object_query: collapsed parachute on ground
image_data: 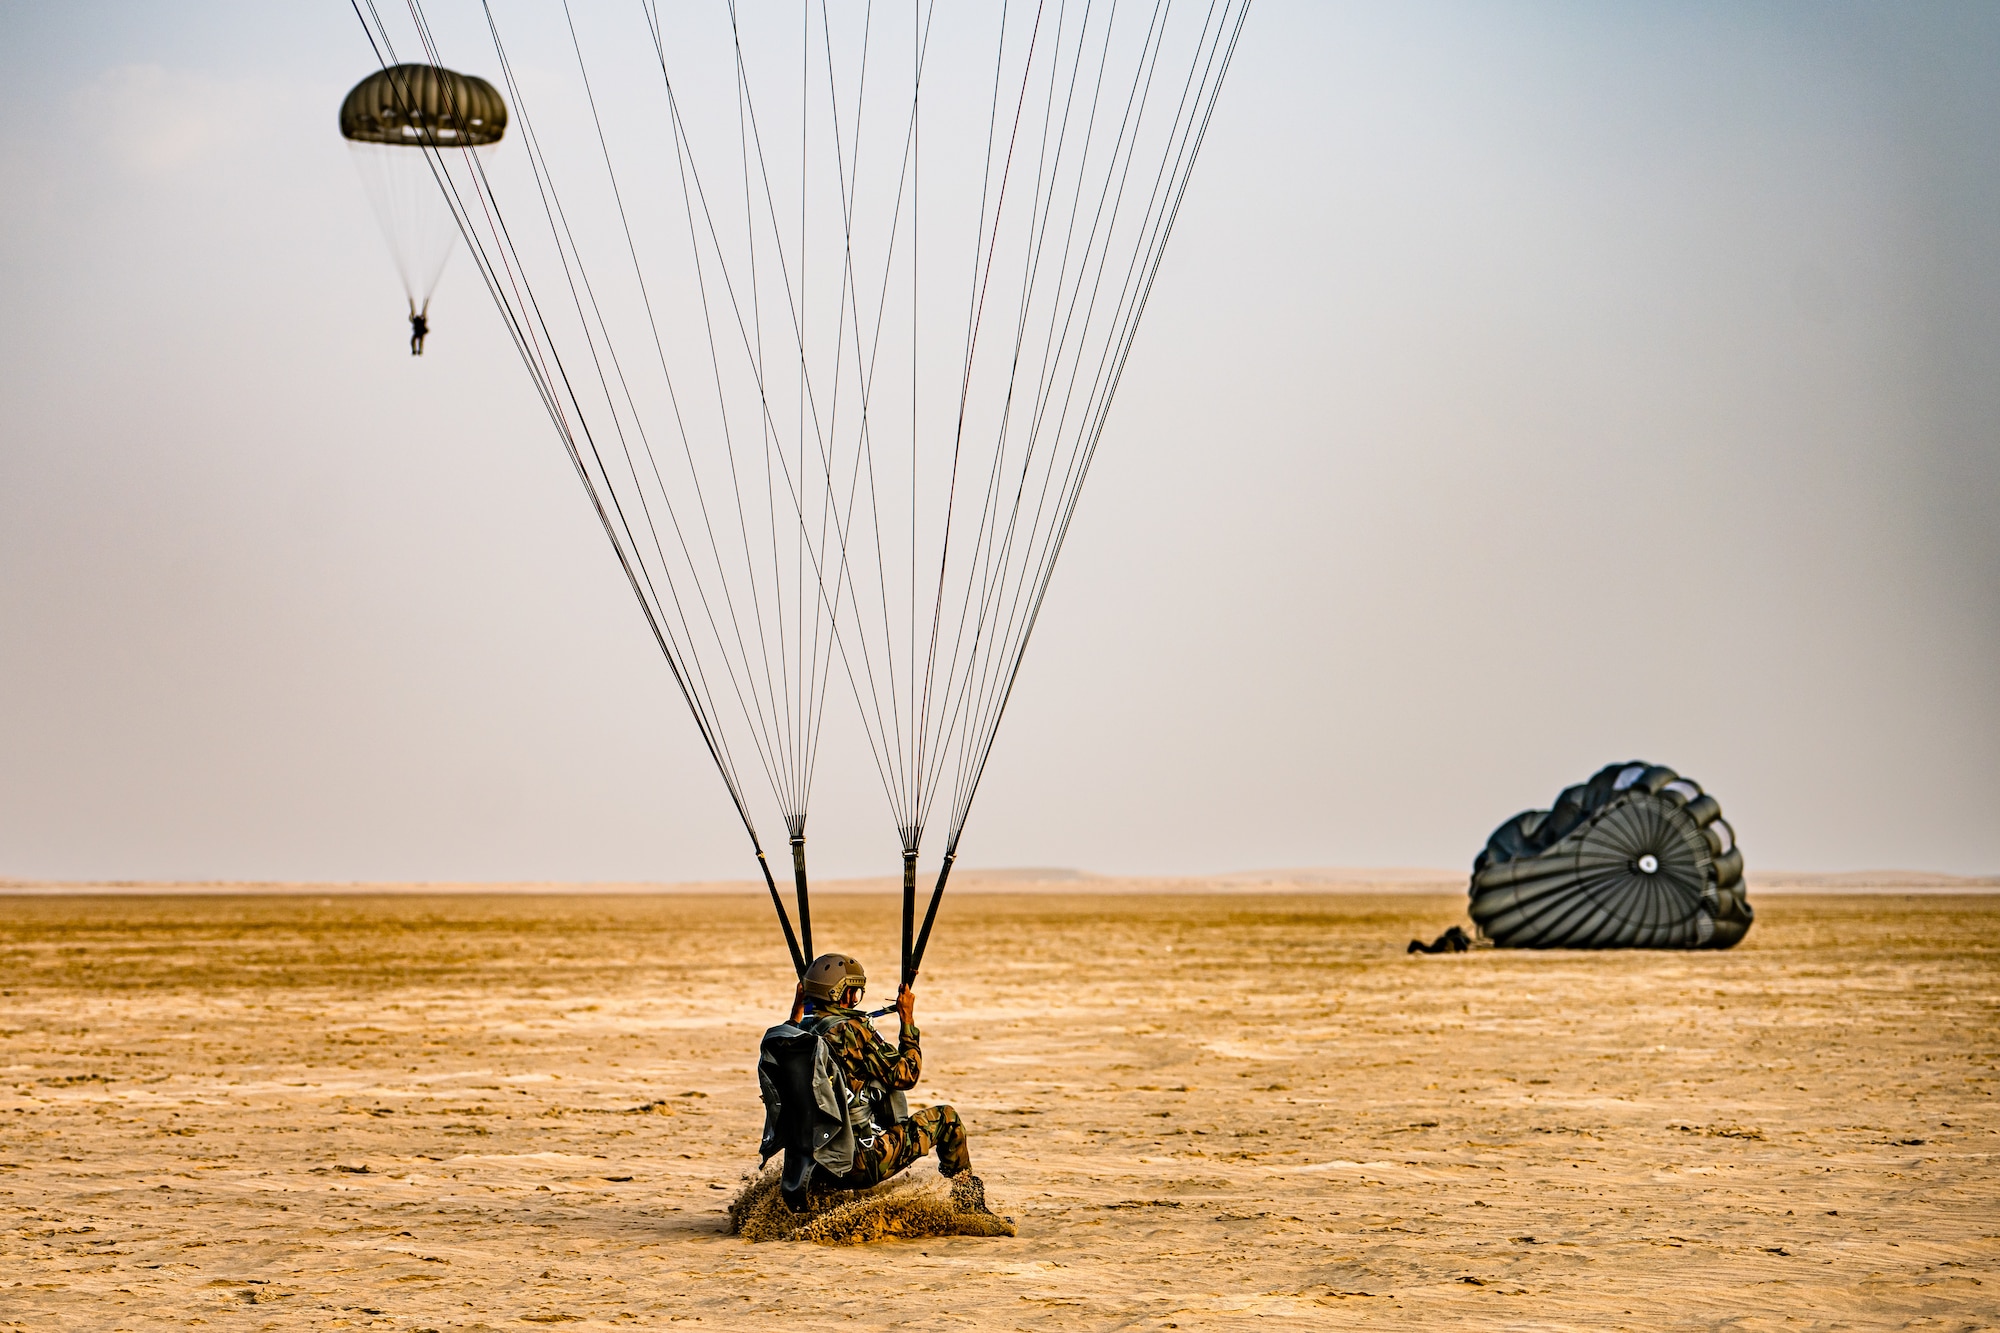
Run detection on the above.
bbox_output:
[1469,762,1752,949]
[339,63,507,311]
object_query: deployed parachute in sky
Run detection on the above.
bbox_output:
[348,2,1251,981]
[339,63,507,323]
[1469,762,1752,949]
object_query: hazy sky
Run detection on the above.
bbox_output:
[2,1,1995,883]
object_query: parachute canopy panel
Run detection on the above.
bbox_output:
[1469,762,1752,950]
[339,64,506,148]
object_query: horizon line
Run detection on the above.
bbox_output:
[3,866,1996,897]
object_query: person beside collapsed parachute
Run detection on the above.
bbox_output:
[758,953,994,1216]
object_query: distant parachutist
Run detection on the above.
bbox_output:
[341,64,506,356]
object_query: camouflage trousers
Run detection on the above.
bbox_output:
[839,1104,971,1187]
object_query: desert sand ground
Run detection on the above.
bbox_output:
[1,887,1995,1331]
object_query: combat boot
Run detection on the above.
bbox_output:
[949,1171,997,1217]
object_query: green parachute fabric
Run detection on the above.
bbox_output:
[338,64,506,309]
[338,64,507,147]
[1469,762,1752,950]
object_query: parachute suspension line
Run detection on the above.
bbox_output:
[591,0,937,950]
[710,0,1235,915]
[873,1,938,840]
[545,0,813,827]
[804,0,937,844]
[907,0,1015,830]
[669,0,926,877]
[644,9,833,826]
[783,13,812,820]
[855,1,919,840]
[908,0,923,850]
[503,49,842,968]
[957,0,1246,843]
[798,0,877,810]
[919,0,1124,830]
[894,0,1147,842]
[948,0,1161,820]
[722,0,912,837]
[646,0,906,966]
[351,0,1249,982]
[921,0,1167,844]
[948,0,1247,852]
[637,0,798,820]
[736,0,925,834]
[710,0,941,842]
[641,0,912,830]
[908,0,1043,854]
[940,0,1187,832]
[789,0,813,937]
[561,0,812,827]
[741,0,828,828]
[905,0,1251,983]
[478,0,806,824]
[481,2,832,942]
[982,0,1235,778]
[789,0,971,854]
[556,18,836,840]
[907,0,1121,968]
[722,0,798,830]
[569,0,885,841]
[467,28,774,827]
[353,1,797,957]
[362,0,756,822]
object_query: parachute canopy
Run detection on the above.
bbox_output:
[338,64,507,147]
[338,63,507,309]
[1469,762,1752,950]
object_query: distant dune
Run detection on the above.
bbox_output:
[2,867,1993,896]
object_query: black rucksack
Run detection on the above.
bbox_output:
[757,1021,840,1209]
[757,1013,907,1209]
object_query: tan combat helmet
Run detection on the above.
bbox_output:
[801,953,867,1003]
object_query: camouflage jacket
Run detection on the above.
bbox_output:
[810,1002,922,1093]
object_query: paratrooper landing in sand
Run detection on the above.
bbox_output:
[758,953,994,1217]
